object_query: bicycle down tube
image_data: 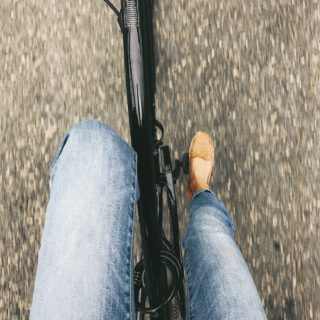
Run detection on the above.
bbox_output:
[104,0,186,318]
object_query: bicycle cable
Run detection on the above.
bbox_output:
[103,0,120,17]
[134,234,184,315]
[134,251,182,315]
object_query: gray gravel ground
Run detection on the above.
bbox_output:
[1,0,319,319]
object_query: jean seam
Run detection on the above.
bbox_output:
[129,152,138,320]
[184,249,194,320]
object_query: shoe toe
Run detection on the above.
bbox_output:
[186,132,214,200]
[189,132,214,163]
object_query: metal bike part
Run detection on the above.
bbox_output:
[160,145,186,318]
[105,0,186,317]
[120,0,170,317]
[134,248,183,315]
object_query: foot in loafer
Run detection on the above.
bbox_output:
[186,132,214,200]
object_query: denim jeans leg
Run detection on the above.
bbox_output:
[183,190,267,320]
[30,120,139,320]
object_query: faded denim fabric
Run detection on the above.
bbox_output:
[30,120,267,320]
[183,189,267,320]
[30,120,139,320]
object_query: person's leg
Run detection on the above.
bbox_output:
[30,120,139,320]
[183,189,267,320]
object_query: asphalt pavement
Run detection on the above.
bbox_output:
[0,0,319,319]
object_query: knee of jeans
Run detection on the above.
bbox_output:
[72,120,115,140]
[71,119,133,153]
[50,120,136,182]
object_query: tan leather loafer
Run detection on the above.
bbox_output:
[186,132,214,200]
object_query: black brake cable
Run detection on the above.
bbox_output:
[104,0,120,17]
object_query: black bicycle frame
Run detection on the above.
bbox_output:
[122,0,164,305]
[106,0,186,318]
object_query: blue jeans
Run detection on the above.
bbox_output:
[30,120,267,320]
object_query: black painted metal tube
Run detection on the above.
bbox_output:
[121,0,165,311]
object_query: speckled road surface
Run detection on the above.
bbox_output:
[1,0,319,319]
